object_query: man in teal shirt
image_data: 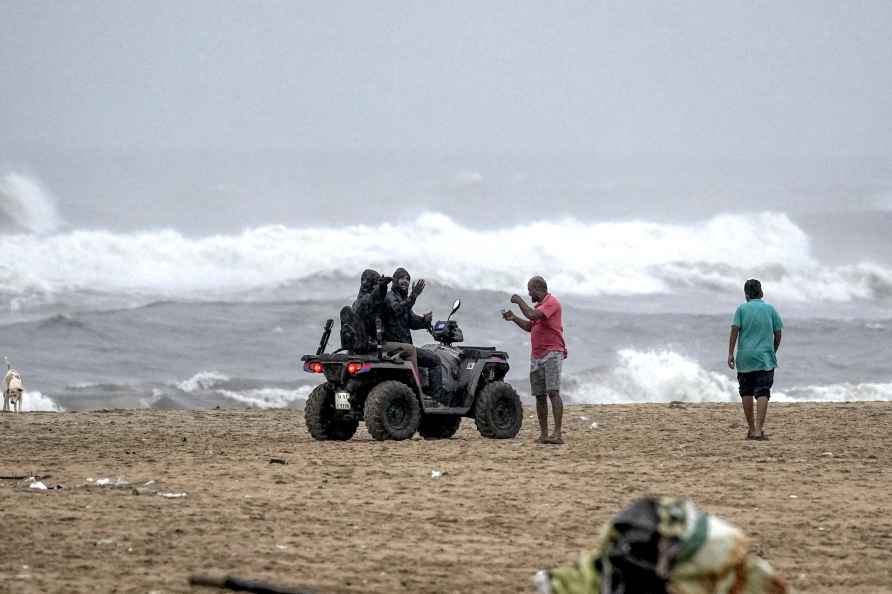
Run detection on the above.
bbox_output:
[728,279,783,440]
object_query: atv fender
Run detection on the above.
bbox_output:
[466,359,510,407]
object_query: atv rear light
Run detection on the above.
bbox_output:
[305,361,324,373]
[345,361,364,375]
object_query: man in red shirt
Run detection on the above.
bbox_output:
[502,276,568,444]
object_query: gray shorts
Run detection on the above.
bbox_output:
[530,351,563,396]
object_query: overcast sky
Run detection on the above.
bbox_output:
[2,1,891,159]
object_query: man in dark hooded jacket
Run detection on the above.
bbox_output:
[382,267,431,344]
[352,269,391,347]
[381,268,446,401]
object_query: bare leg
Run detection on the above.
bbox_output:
[741,396,756,437]
[535,395,548,442]
[755,396,769,437]
[547,391,563,443]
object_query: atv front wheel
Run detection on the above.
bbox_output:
[364,380,421,441]
[474,381,522,439]
[305,383,359,441]
[418,415,461,439]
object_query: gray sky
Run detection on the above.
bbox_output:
[3,1,891,159]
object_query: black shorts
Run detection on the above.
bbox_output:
[737,370,774,399]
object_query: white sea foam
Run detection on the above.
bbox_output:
[176,371,229,393]
[565,349,892,404]
[0,173,63,234]
[1,212,891,303]
[567,349,738,404]
[19,390,64,412]
[778,382,892,402]
[215,386,313,408]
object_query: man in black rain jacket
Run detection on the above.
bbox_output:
[352,269,391,346]
[337,269,391,353]
[381,268,446,401]
[382,267,431,344]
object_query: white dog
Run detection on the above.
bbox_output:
[3,368,24,413]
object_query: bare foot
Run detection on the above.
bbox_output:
[535,435,548,444]
[545,435,564,445]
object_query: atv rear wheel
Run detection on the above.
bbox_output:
[364,380,421,441]
[305,383,359,441]
[474,381,522,439]
[418,415,461,439]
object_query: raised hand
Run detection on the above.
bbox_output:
[378,276,393,286]
[510,294,523,305]
[501,310,515,322]
[411,279,426,299]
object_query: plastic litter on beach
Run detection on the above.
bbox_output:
[590,422,599,429]
[821,452,834,457]
[431,469,447,479]
[20,476,62,491]
[159,491,188,498]
[95,477,130,487]
[578,416,590,421]
[269,457,287,465]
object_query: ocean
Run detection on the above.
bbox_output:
[2,156,892,412]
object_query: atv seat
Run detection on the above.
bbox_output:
[382,348,411,362]
[458,346,507,359]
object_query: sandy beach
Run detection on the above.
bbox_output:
[2,402,891,594]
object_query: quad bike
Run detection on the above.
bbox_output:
[301,300,523,441]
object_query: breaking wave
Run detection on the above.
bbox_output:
[176,371,230,393]
[2,212,891,309]
[565,349,738,404]
[19,390,64,412]
[565,349,892,404]
[215,386,313,408]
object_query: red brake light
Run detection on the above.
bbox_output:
[346,362,363,375]
[308,362,324,373]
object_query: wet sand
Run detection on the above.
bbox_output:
[2,402,891,594]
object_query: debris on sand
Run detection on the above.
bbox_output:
[19,476,63,491]
[94,477,130,488]
[431,469,448,479]
[190,574,313,594]
[535,496,789,594]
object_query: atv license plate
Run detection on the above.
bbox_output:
[335,392,351,410]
